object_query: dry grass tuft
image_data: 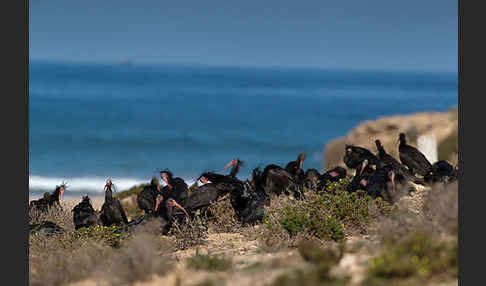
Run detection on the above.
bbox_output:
[28,201,78,232]
[187,253,233,272]
[30,230,174,286]
[363,182,458,285]
[422,182,458,235]
[170,216,208,250]
[204,199,242,233]
[101,233,174,285]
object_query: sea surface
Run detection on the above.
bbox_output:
[29,60,457,196]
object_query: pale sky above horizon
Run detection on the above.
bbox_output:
[30,0,458,72]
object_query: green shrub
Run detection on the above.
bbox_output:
[322,177,352,194]
[277,179,393,242]
[71,224,132,248]
[279,206,312,235]
[365,229,458,285]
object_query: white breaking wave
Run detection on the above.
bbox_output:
[29,175,197,193]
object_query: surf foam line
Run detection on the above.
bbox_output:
[29,175,190,193]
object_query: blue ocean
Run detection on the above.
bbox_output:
[29,60,457,196]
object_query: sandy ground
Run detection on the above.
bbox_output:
[68,231,373,286]
[30,189,457,286]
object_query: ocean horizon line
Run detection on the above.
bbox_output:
[29,58,458,76]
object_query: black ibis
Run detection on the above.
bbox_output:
[100,179,129,227]
[424,160,458,184]
[160,170,189,206]
[29,183,67,213]
[72,195,99,230]
[398,133,433,176]
[375,139,425,186]
[137,177,161,215]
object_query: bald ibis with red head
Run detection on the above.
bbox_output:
[100,179,129,227]
[29,183,67,214]
[153,195,190,234]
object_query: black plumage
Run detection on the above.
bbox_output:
[375,139,425,186]
[343,145,381,170]
[305,166,347,191]
[185,159,246,215]
[345,158,395,202]
[284,152,306,186]
[100,180,129,227]
[29,184,66,213]
[362,165,396,201]
[346,160,374,194]
[261,164,303,198]
[424,160,458,184]
[72,195,99,230]
[137,177,161,215]
[182,181,231,214]
[154,196,190,234]
[160,170,189,206]
[228,168,270,224]
[259,152,307,199]
[304,168,322,189]
[398,133,433,176]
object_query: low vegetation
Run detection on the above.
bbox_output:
[29,178,457,286]
[258,179,396,251]
[187,254,233,272]
[364,229,457,286]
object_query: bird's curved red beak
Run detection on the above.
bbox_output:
[359,160,368,177]
[222,159,236,174]
[168,199,190,218]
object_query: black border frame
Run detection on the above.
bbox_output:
[2,0,29,284]
[7,0,473,284]
[459,0,481,285]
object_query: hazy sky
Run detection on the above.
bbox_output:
[30,0,457,72]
